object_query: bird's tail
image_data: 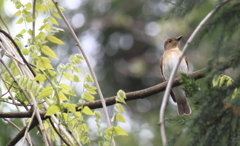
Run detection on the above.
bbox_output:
[172,87,191,116]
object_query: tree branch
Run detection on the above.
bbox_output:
[0,67,206,119]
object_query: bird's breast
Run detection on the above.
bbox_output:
[162,51,188,80]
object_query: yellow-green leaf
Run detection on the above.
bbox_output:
[87,89,97,94]
[115,103,125,112]
[33,74,46,83]
[45,105,60,116]
[82,106,94,115]
[82,92,95,102]
[26,17,35,23]
[14,10,21,16]
[36,57,53,70]
[38,86,53,99]
[47,35,64,44]
[59,84,76,96]
[62,103,77,113]
[85,73,93,83]
[63,73,71,80]
[36,3,46,11]
[22,48,29,55]
[16,18,23,24]
[44,24,51,32]
[23,10,31,15]
[41,45,59,59]
[58,92,69,101]
[116,96,126,104]
[49,17,58,25]
[117,90,126,99]
[24,2,32,10]
[35,32,46,41]
[116,113,126,123]
[53,13,61,19]
[73,74,80,82]
[114,126,128,136]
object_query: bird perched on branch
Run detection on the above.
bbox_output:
[160,35,191,116]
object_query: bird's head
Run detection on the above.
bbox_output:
[164,35,182,51]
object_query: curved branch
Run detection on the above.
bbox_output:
[159,1,230,145]
[0,29,36,76]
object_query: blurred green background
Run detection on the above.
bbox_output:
[1,0,239,145]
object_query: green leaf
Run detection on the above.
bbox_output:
[22,48,29,55]
[33,74,46,83]
[36,3,46,11]
[73,75,80,82]
[117,90,126,99]
[85,74,94,83]
[45,105,60,116]
[48,70,56,77]
[60,7,65,12]
[49,17,59,25]
[66,64,82,73]
[27,80,34,91]
[60,84,76,96]
[23,10,31,15]
[105,126,114,135]
[63,73,71,80]
[20,29,26,34]
[87,89,97,94]
[84,83,97,90]
[44,24,51,32]
[62,103,77,113]
[115,103,125,112]
[24,2,32,10]
[116,96,126,104]
[94,111,102,119]
[16,18,23,24]
[41,45,59,59]
[114,126,128,136]
[82,106,94,115]
[36,57,53,70]
[53,13,61,19]
[58,92,69,101]
[82,92,95,102]
[47,35,64,44]
[116,113,126,123]
[26,16,35,22]
[35,32,46,41]
[14,10,21,16]
[38,86,53,99]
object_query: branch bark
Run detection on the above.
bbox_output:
[0,67,206,119]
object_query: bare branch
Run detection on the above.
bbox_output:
[51,1,113,144]
[49,118,71,146]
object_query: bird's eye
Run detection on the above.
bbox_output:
[168,40,172,43]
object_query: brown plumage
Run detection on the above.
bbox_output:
[160,36,191,116]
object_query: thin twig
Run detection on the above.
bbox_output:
[20,107,37,146]
[32,0,36,43]
[0,29,36,76]
[165,0,186,9]
[49,118,71,146]
[7,118,40,146]
[51,1,113,144]
[159,1,230,145]
[0,15,11,34]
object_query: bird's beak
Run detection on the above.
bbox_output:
[176,35,183,41]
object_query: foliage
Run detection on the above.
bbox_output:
[1,0,240,145]
[0,0,128,145]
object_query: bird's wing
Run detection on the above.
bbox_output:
[184,57,189,72]
[160,56,176,102]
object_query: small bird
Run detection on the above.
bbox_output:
[160,35,191,116]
